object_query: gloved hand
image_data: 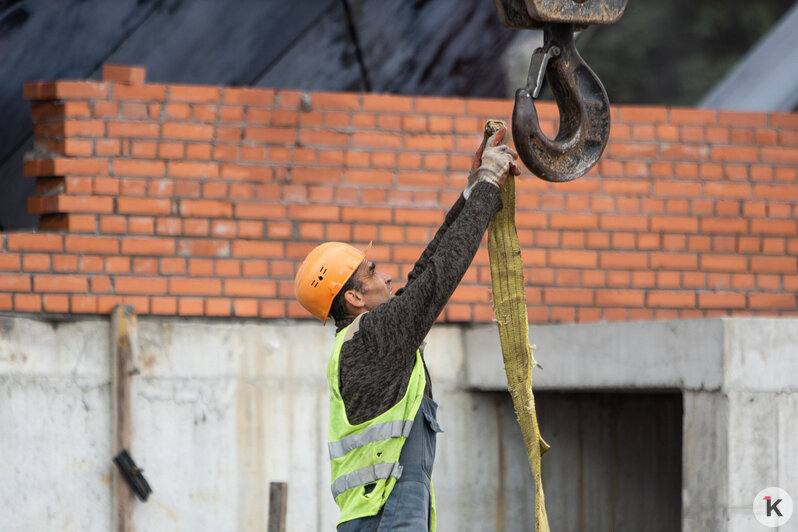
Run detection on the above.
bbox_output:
[463,125,521,199]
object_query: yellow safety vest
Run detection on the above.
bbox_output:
[326,317,433,526]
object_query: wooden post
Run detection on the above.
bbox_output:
[111,305,138,532]
[267,482,287,532]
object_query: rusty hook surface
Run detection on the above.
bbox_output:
[512,23,610,182]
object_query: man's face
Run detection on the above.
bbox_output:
[352,259,392,311]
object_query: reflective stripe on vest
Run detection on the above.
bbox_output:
[331,461,404,499]
[328,418,415,460]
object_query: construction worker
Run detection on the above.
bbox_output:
[295,126,520,531]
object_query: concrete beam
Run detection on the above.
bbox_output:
[463,318,725,391]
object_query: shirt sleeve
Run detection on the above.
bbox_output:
[395,193,466,296]
[337,181,503,424]
[358,181,503,361]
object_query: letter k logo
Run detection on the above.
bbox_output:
[755,488,792,527]
[765,496,783,517]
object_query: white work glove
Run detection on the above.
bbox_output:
[463,126,521,200]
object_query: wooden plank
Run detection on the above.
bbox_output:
[267,482,288,532]
[111,304,138,532]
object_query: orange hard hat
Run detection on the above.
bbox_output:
[294,242,370,323]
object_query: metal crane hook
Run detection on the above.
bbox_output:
[512,23,610,182]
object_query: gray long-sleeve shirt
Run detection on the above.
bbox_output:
[334,181,503,425]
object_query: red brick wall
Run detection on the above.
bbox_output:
[2,64,797,322]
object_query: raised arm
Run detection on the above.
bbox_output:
[361,126,520,356]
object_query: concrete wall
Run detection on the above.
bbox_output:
[0,314,534,531]
[2,314,797,531]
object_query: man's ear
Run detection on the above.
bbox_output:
[343,289,364,309]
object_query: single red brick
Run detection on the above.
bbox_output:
[15,293,42,312]
[750,256,797,273]
[90,276,112,293]
[185,143,212,160]
[179,199,232,218]
[69,294,97,314]
[168,278,220,296]
[650,216,699,233]
[341,207,392,224]
[649,252,698,270]
[345,169,394,186]
[647,290,696,307]
[403,134,453,152]
[33,273,86,293]
[220,164,272,181]
[208,219,235,238]
[298,129,351,148]
[121,237,175,256]
[149,297,176,315]
[236,220,263,239]
[761,147,798,165]
[113,159,165,177]
[156,257,183,275]
[107,121,160,138]
[168,84,220,103]
[162,122,213,141]
[414,97,465,115]
[128,217,155,234]
[99,215,126,234]
[394,209,443,226]
[618,105,668,123]
[549,213,599,231]
[6,233,63,252]
[204,298,231,316]
[224,87,274,105]
[548,249,598,268]
[231,241,284,258]
[116,197,172,216]
[0,274,31,291]
[362,94,412,112]
[700,254,748,272]
[22,254,50,272]
[224,279,276,297]
[115,276,167,295]
[0,252,21,271]
[701,218,748,234]
[176,297,204,316]
[37,195,111,215]
[177,239,230,257]
[749,293,796,309]
[351,131,402,150]
[312,92,360,110]
[103,64,146,85]
[23,80,108,101]
[697,292,746,309]
[215,259,241,277]
[241,261,268,277]
[751,219,797,236]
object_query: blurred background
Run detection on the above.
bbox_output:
[1,0,795,231]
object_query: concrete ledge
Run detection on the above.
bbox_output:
[463,318,727,391]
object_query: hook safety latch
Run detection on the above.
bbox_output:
[526,45,560,99]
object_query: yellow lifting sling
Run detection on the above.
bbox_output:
[484,120,551,532]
